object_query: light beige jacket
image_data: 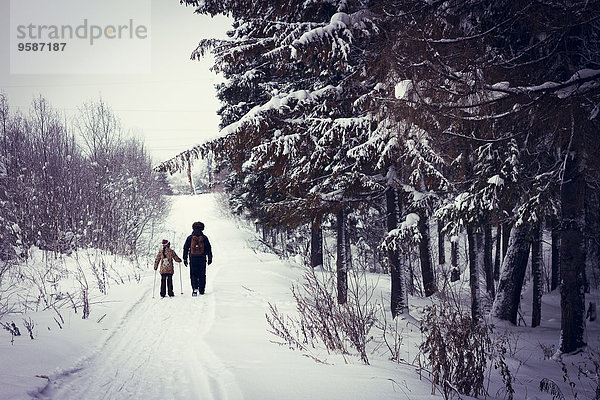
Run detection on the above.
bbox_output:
[154,247,182,274]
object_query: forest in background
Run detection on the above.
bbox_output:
[156,0,600,359]
[0,94,170,259]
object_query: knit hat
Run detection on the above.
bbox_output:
[161,239,170,246]
[192,221,204,231]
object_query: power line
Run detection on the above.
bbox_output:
[0,78,217,89]
[144,128,216,131]
[116,109,217,113]
[4,105,219,114]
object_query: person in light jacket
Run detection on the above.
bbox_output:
[154,239,182,298]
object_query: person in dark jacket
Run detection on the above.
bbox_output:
[183,221,213,296]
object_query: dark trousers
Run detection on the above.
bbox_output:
[190,257,207,293]
[160,273,174,297]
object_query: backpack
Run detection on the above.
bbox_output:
[190,235,205,255]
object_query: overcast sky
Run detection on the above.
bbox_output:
[0,0,231,164]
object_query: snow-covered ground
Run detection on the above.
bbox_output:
[0,194,598,399]
[0,194,424,400]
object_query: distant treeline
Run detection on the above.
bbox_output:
[0,94,170,259]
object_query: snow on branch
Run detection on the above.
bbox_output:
[381,213,421,253]
[486,69,600,99]
[154,85,343,174]
[397,69,600,121]
[221,85,342,137]
[290,10,375,63]
[153,141,210,174]
[347,122,399,170]
[292,12,350,47]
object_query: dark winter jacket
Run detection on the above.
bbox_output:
[183,229,213,264]
[154,246,182,274]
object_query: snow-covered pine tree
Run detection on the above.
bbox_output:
[386,0,599,352]
[176,0,391,304]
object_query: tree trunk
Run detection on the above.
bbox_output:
[491,223,531,324]
[551,221,561,292]
[502,222,511,259]
[407,254,416,295]
[387,188,408,317]
[532,223,543,328]
[206,153,214,186]
[585,185,599,289]
[262,224,268,243]
[186,157,195,195]
[451,238,458,268]
[494,223,502,281]
[559,126,587,353]
[417,211,436,297]
[467,225,482,321]
[336,207,348,305]
[345,214,353,272]
[484,223,495,297]
[438,221,446,265]
[310,217,323,268]
[450,236,460,282]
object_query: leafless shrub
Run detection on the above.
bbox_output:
[266,266,378,365]
[540,351,600,400]
[1,321,20,336]
[23,317,35,339]
[266,269,345,361]
[67,292,77,314]
[343,269,379,364]
[375,301,407,363]
[87,250,107,295]
[0,299,11,321]
[493,334,515,400]
[539,378,566,400]
[75,259,90,319]
[81,289,90,320]
[132,263,142,283]
[540,342,557,360]
[21,253,67,311]
[2,94,169,264]
[419,302,514,399]
[53,316,63,329]
[266,302,316,354]
[0,260,15,319]
[53,306,65,329]
[1,321,21,344]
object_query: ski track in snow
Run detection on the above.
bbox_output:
[37,195,241,400]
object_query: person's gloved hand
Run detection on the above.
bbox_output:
[208,257,212,265]
[184,259,188,267]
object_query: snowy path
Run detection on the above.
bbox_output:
[40,293,235,400]
[38,195,241,400]
[32,193,409,400]
[4,193,596,400]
